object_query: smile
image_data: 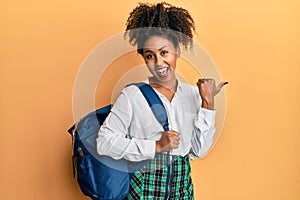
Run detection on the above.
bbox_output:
[156,67,169,78]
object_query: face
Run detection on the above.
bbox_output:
[142,36,179,85]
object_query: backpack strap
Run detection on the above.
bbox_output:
[133,83,169,131]
[127,83,170,173]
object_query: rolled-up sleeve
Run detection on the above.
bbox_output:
[191,107,216,158]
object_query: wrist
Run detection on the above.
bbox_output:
[155,141,162,153]
[202,98,214,110]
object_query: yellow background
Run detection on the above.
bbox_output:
[1,0,300,199]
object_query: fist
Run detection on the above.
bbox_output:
[155,130,180,153]
[197,78,228,109]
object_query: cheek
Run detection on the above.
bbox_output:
[145,63,155,71]
[169,56,177,69]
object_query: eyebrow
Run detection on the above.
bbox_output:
[159,46,168,51]
[144,46,168,53]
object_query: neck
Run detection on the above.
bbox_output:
[149,77,178,93]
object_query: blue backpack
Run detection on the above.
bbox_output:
[68,83,169,200]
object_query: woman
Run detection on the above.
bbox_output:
[97,2,227,199]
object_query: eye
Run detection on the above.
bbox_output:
[161,50,168,56]
[145,54,154,60]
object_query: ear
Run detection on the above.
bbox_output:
[176,47,181,58]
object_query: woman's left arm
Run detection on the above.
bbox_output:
[190,79,228,157]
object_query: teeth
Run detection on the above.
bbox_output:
[156,67,169,78]
[157,67,167,73]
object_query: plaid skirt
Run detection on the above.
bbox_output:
[125,154,194,200]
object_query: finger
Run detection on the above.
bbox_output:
[170,135,180,142]
[172,139,179,144]
[197,81,204,87]
[216,81,229,93]
[173,142,179,148]
[198,78,212,83]
[171,141,179,148]
[169,130,180,135]
[172,135,180,141]
[197,78,204,82]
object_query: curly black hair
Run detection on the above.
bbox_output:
[125,2,195,54]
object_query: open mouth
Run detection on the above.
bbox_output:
[156,67,169,78]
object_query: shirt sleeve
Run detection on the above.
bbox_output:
[190,101,217,158]
[96,88,156,162]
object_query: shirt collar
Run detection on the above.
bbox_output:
[143,77,183,92]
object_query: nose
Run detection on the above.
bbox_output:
[155,54,164,66]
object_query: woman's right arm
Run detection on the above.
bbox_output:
[96,88,156,162]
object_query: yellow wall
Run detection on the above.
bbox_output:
[1,0,300,199]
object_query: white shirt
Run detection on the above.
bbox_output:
[96,79,216,162]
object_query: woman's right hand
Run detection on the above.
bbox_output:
[155,130,180,153]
